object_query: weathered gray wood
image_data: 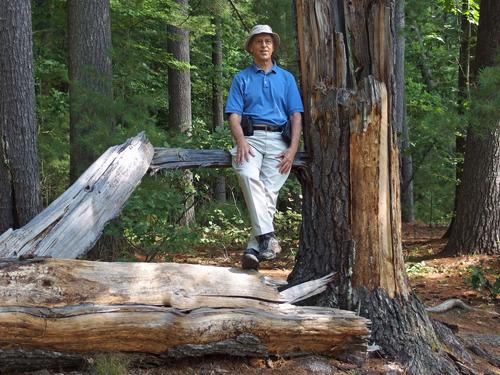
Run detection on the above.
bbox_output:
[0,258,370,364]
[150,148,309,173]
[0,258,334,309]
[0,133,154,259]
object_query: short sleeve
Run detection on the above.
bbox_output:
[225,75,244,115]
[286,73,304,115]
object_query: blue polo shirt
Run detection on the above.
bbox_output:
[225,63,304,127]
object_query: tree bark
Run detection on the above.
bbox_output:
[212,15,226,203]
[0,258,370,369]
[68,0,113,182]
[443,0,500,255]
[289,1,470,373]
[0,0,42,232]
[0,134,153,259]
[167,0,195,225]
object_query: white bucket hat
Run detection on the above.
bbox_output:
[245,24,280,53]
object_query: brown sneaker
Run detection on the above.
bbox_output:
[241,248,260,270]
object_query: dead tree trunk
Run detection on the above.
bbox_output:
[288,1,472,374]
[0,258,370,371]
[0,133,153,259]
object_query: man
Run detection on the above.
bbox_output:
[225,25,303,270]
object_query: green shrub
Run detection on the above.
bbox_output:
[466,265,500,298]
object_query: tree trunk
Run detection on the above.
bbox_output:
[212,15,226,203]
[289,1,469,373]
[0,0,42,232]
[444,0,473,239]
[395,0,414,223]
[68,0,113,183]
[0,258,370,370]
[0,134,153,259]
[443,0,500,255]
[167,0,195,225]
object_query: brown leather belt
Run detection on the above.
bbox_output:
[253,124,282,132]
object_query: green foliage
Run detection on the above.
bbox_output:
[406,261,436,275]
[106,176,202,261]
[466,264,500,298]
[91,354,129,375]
[31,0,494,260]
[437,0,480,24]
[404,0,473,224]
[198,203,250,252]
[468,64,500,136]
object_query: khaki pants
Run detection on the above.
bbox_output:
[231,130,290,250]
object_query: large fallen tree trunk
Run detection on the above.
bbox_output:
[0,133,154,259]
[0,258,370,371]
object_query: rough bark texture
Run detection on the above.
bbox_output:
[0,134,153,259]
[212,16,226,202]
[167,0,195,226]
[289,1,465,373]
[68,0,113,182]
[0,258,370,369]
[0,348,86,373]
[443,0,500,255]
[0,0,42,231]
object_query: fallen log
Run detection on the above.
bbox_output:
[150,148,309,173]
[0,258,370,369]
[0,133,154,259]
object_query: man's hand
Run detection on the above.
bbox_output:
[277,147,296,174]
[235,138,255,164]
[278,112,302,174]
[228,113,255,164]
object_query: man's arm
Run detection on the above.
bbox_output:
[278,112,302,174]
[228,113,255,164]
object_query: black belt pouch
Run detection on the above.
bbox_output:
[281,120,292,146]
[240,116,254,136]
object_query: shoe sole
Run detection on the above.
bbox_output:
[258,252,276,261]
[241,254,259,270]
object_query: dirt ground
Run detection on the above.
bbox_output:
[128,223,499,375]
[23,224,499,375]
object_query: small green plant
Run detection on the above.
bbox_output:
[406,261,436,274]
[92,354,129,375]
[466,266,500,298]
[199,205,250,254]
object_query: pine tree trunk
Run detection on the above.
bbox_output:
[289,1,466,373]
[443,0,500,255]
[167,0,195,226]
[68,0,113,182]
[0,0,42,232]
[213,16,226,203]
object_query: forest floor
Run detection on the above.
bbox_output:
[130,223,500,375]
[26,224,499,375]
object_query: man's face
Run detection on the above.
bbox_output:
[249,33,274,63]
